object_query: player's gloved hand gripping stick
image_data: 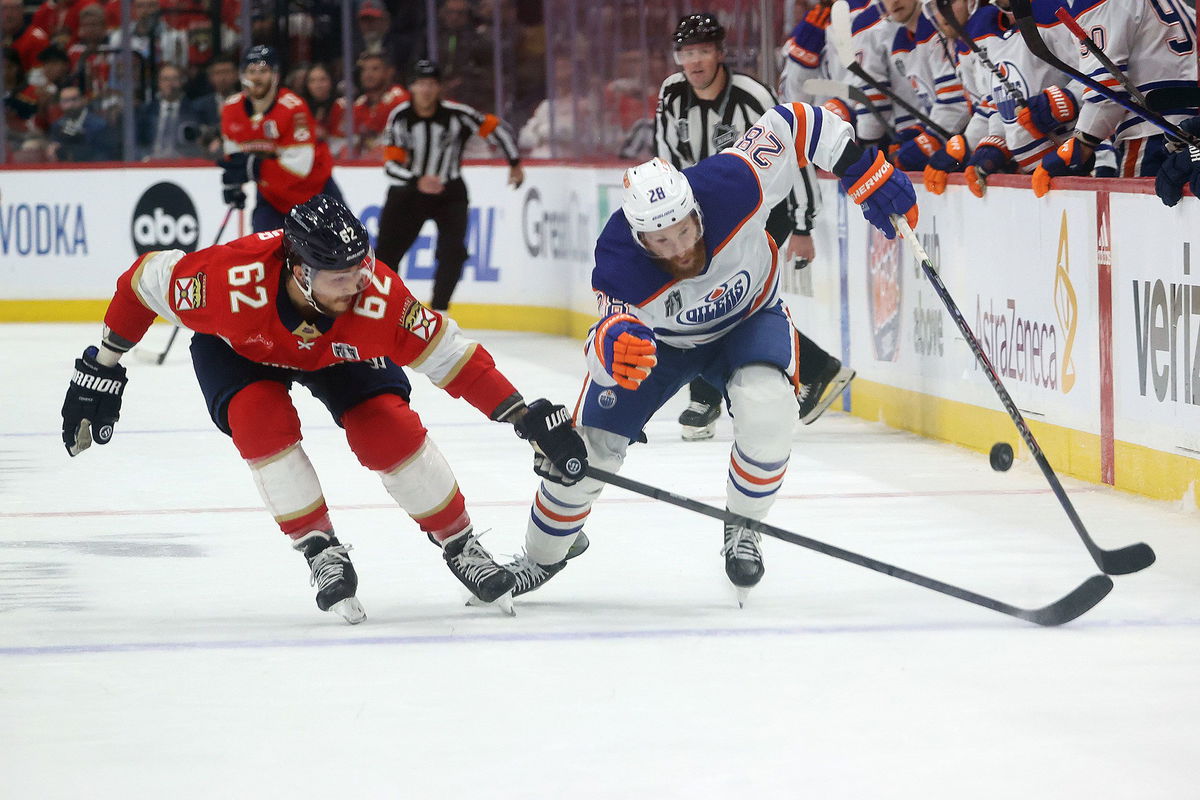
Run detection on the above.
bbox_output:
[512,399,588,486]
[837,145,918,239]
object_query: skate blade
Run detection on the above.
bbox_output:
[680,422,717,440]
[734,586,752,609]
[801,367,856,425]
[329,597,366,624]
[464,591,516,616]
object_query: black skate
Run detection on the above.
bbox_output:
[679,400,721,440]
[797,356,856,425]
[444,530,517,615]
[294,531,366,624]
[504,532,590,598]
[721,520,764,607]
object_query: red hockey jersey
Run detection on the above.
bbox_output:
[103,231,518,417]
[221,88,335,215]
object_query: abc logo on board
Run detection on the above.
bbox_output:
[130,182,200,255]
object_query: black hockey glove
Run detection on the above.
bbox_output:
[61,346,128,457]
[513,399,587,485]
[218,152,259,209]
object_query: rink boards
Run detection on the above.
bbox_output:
[0,161,1196,507]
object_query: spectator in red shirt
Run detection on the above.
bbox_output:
[3,0,52,70]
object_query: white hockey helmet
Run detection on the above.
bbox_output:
[621,157,704,247]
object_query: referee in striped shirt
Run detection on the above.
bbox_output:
[376,60,523,311]
[658,13,851,440]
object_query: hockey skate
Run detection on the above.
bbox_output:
[497,532,590,599]
[721,519,764,608]
[444,530,517,615]
[797,356,856,425]
[679,400,721,440]
[294,531,366,624]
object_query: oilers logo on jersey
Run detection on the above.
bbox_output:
[680,271,752,327]
[991,61,1031,122]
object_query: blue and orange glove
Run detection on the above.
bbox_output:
[923,134,968,194]
[1155,118,1200,207]
[838,145,918,239]
[595,313,657,390]
[1032,137,1095,197]
[892,125,943,171]
[1017,86,1079,138]
[964,135,1013,198]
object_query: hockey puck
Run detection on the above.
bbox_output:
[989,442,1014,472]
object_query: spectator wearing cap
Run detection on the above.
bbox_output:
[327,51,409,158]
[48,84,114,160]
[355,0,397,57]
[375,59,522,311]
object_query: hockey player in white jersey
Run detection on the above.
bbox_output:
[1033,0,1197,193]
[887,0,970,171]
[500,102,918,604]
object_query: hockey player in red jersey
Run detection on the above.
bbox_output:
[60,195,587,623]
[219,45,344,232]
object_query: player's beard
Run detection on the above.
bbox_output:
[656,241,707,280]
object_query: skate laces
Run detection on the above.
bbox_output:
[508,552,551,592]
[721,525,763,562]
[448,532,503,582]
[309,543,353,590]
[685,401,711,415]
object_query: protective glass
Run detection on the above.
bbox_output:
[673,44,720,65]
[306,249,375,297]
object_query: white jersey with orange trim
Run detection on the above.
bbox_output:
[849,4,920,140]
[584,103,854,386]
[891,13,970,136]
[967,1,1082,171]
[1072,0,1197,144]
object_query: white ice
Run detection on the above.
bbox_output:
[2,324,1199,799]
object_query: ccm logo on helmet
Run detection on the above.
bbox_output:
[131,182,200,255]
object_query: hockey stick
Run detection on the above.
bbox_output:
[134,205,237,365]
[585,467,1112,626]
[802,78,893,132]
[1052,6,1147,105]
[933,0,1026,106]
[1009,0,1200,149]
[827,0,953,140]
[891,215,1155,575]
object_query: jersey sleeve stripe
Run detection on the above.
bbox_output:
[710,152,764,258]
[746,233,780,316]
[406,323,449,369]
[431,342,478,388]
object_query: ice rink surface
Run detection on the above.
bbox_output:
[2,324,1199,799]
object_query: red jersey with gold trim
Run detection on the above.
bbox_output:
[221,88,334,214]
[102,231,517,416]
[327,85,410,155]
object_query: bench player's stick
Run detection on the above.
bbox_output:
[586,466,1113,626]
[891,214,1155,575]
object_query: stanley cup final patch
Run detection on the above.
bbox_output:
[173,273,206,311]
[331,342,360,361]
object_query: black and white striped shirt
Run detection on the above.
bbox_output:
[383,99,519,187]
[655,67,819,235]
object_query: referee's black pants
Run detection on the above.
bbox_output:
[376,179,469,311]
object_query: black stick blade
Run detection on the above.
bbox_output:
[1098,542,1156,576]
[1019,575,1114,626]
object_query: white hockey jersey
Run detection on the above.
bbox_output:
[584,103,855,387]
[850,3,922,140]
[891,12,969,136]
[1072,0,1197,143]
[966,0,1081,170]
